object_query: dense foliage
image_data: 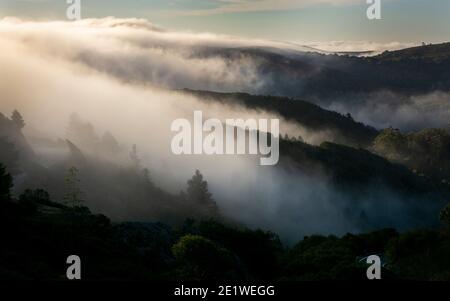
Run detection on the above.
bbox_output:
[1,176,449,280]
[373,128,450,183]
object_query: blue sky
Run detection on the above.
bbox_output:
[1,0,449,43]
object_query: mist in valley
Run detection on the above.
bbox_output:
[0,17,446,243]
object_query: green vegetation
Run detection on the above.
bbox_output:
[171,234,240,281]
[281,138,447,197]
[282,229,398,280]
[1,106,450,281]
[2,160,450,280]
[1,168,449,280]
[373,128,450,183]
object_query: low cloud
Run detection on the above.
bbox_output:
[328,91,450,131]
[0,17,440,242]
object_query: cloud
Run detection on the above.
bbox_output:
[0,17,282,93]
[0,17,413,95]
[0,17,439,242]
[0,17,333,241]
[327,90,450,131]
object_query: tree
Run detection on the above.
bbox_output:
[20,189,50,204]
[143,168,153,185]
[63,166,84,208]
[186,170,219,217]
[172,235,238,280]
[0,163,13,201]
[101,131,120,155]
[129,144,141,168]
[19,189,51,214]
[10,110,25,129]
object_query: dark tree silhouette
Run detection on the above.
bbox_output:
[186,170,219,217]
[20,189,51,204]
[19,189,51,214]
[10,110,25,129]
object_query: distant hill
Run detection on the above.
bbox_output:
[1,107,446,238]
[182,89,379,147]
[278,138,449,232]
[189,42,450,100]
[375,42,450,62]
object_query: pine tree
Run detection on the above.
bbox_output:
[63,166,84,208]
[10,110,25,129]
[130,144,141,168]
[143,168,153,185]
[186,170,219,217]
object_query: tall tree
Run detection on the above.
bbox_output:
[129,144,141,168]
[0,163,13,201]
[10,110,25,130]
[63,166,84,208]
[143,168,153,185]
[186,170,219,217]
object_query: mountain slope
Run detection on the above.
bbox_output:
[190,42,450,100]
[183,89,379,147]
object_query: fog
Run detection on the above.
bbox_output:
[327,90,450,131]
[0,17,443,243]
[2,17,442,132]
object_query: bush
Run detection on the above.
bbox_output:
[171,234,242,281]
[18,189,52,214]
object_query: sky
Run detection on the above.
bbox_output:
[0,0,449,44]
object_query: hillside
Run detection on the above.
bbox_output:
[1,190,449,281]
[182,89,379,147]
[190,43,450,100]
[375,42,450,62]
[372,128,450,183]
[278,138,449,232]
[1,108,447,236]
